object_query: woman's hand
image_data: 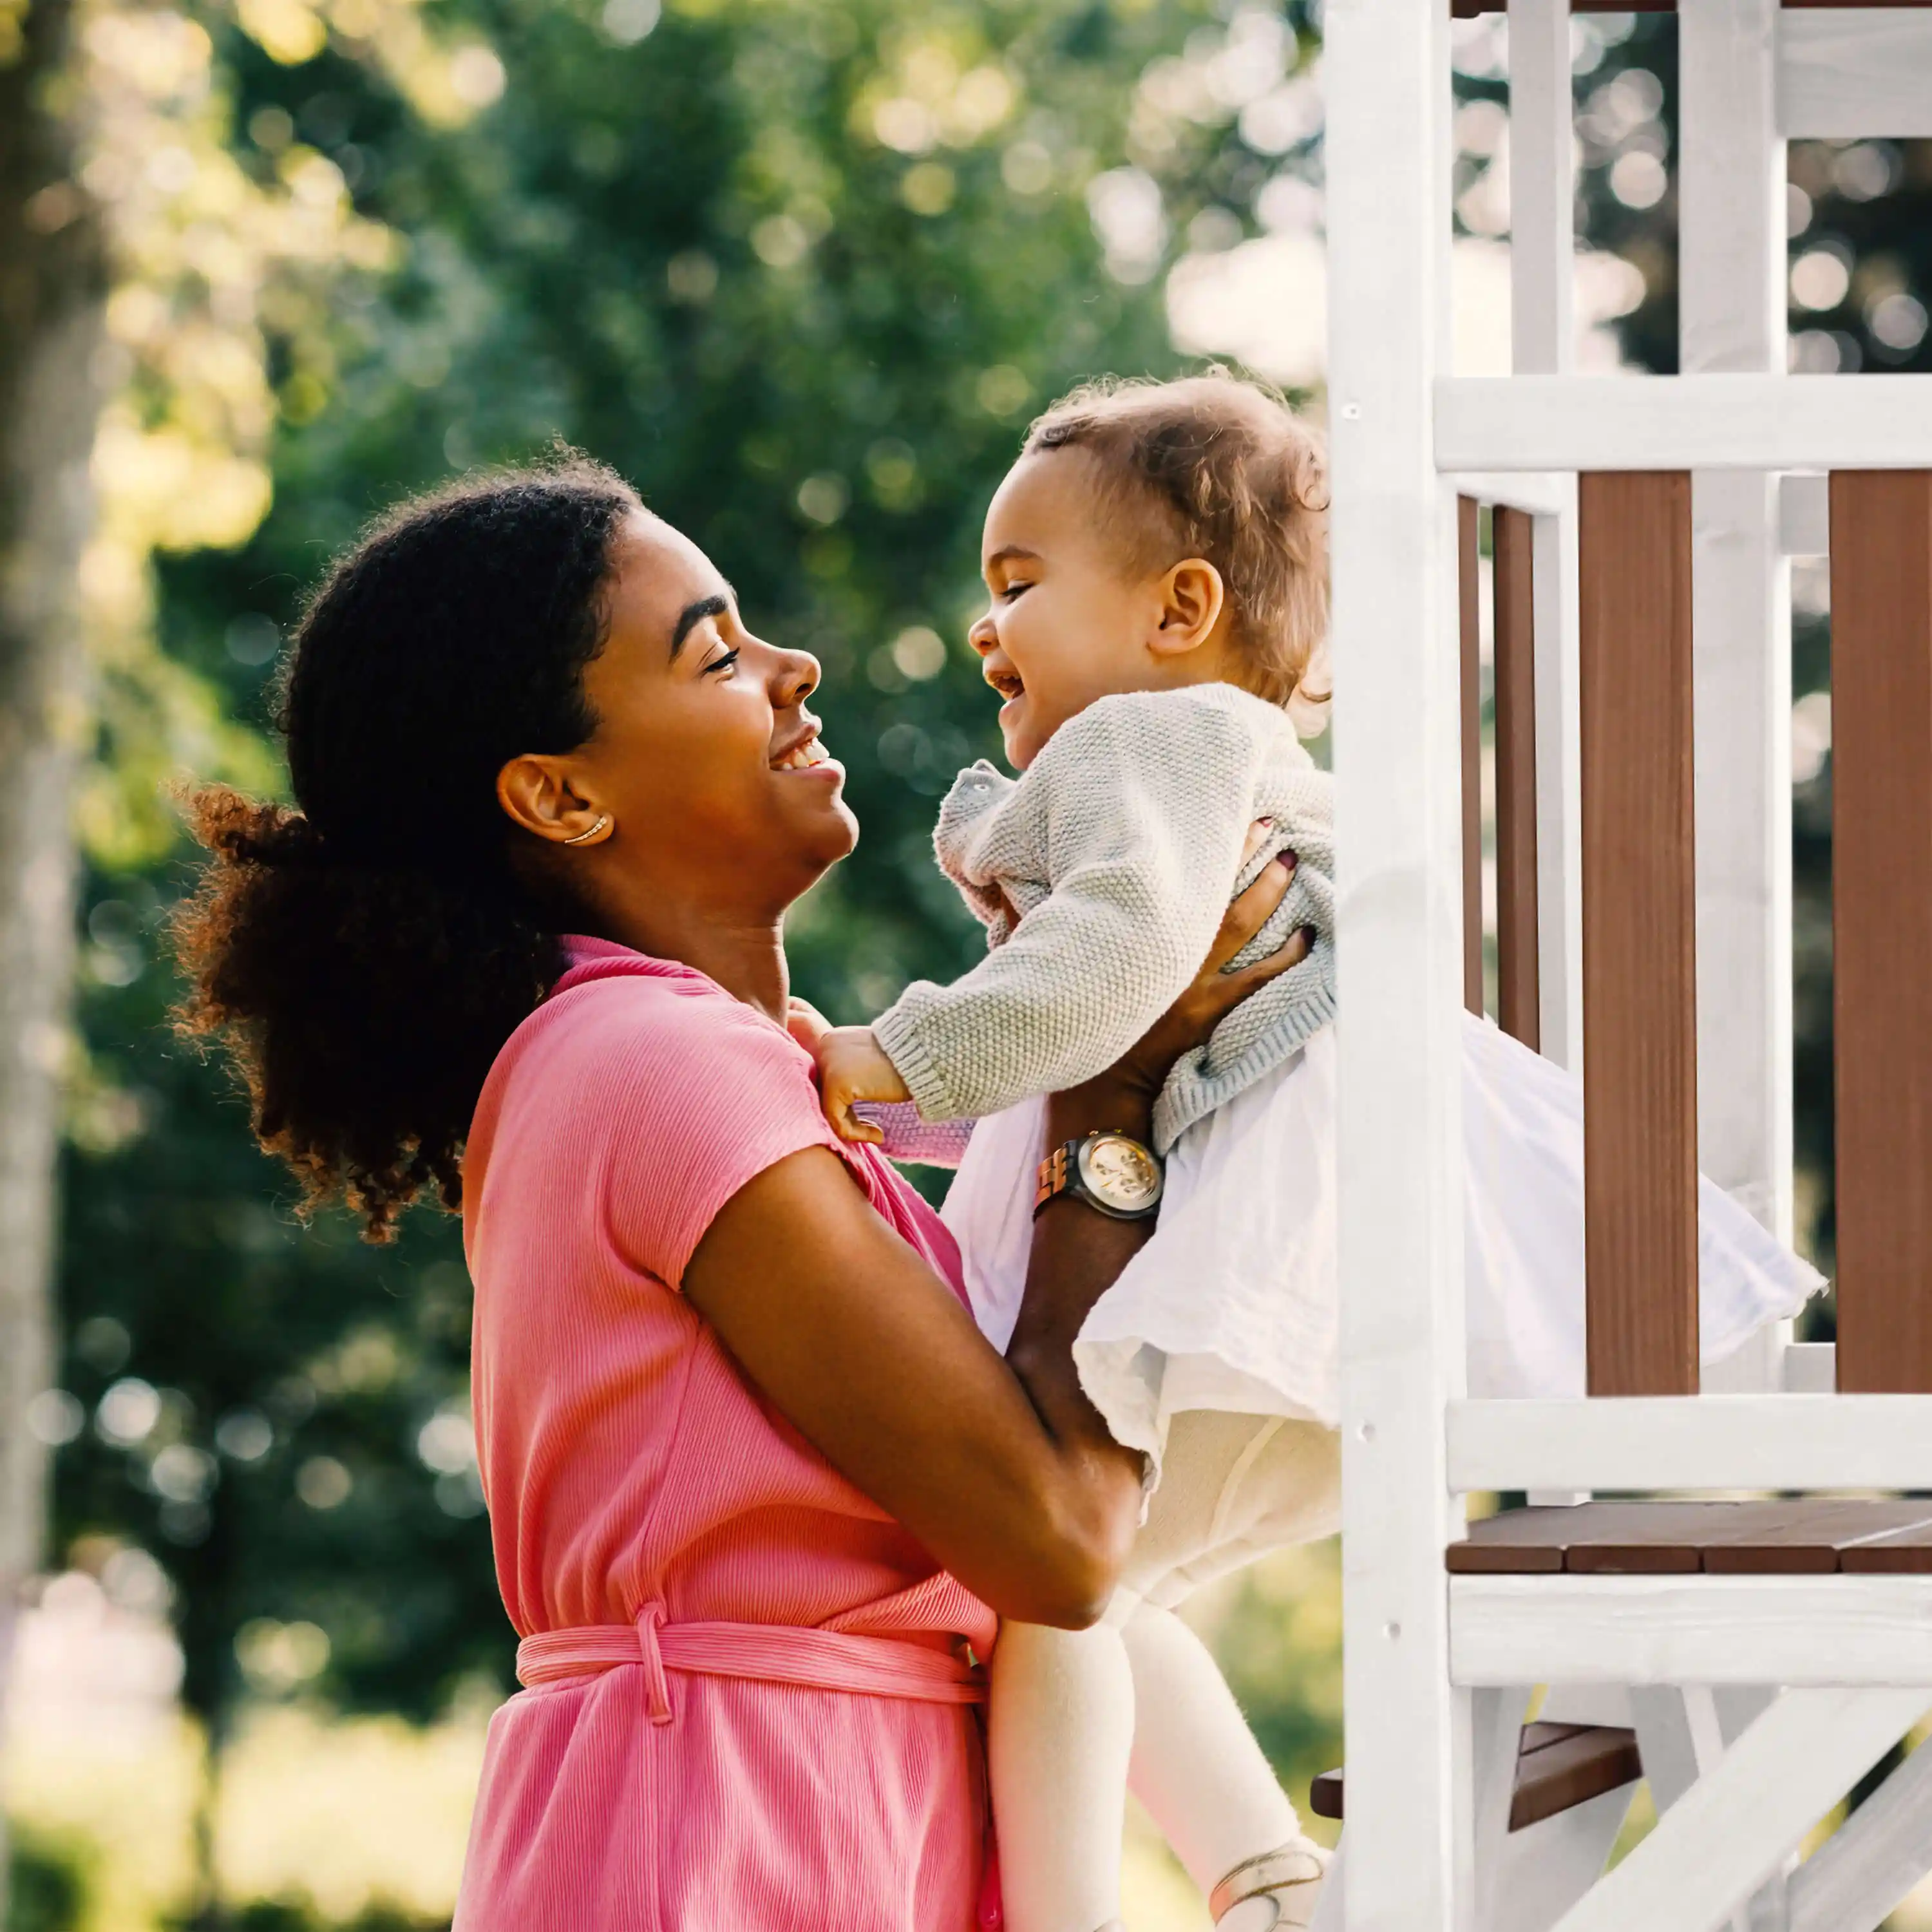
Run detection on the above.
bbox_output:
[1070,824,1311,1120]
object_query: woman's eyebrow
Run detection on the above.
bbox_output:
[670,589,734,659]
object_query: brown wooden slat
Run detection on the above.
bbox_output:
[1841,1521,1932,1573]
[1493,505,1540,1052]
[1311,1723,1642,1833]
[1451,0,1932,14]
[1830,472,1932,1394]
[1460,494,1484,1019]
[1447,1499,1932,1575]
[1578,471,1699,1396]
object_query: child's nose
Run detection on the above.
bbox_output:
[967,612,997,657]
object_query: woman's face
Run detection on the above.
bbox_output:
[556,511,857,906]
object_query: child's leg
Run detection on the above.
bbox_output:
[1114,1412,1342,1927]
[1119,1602,1301,1889]
[988,1618,1136,1932]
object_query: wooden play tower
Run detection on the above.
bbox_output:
[1321,3,1932,1927]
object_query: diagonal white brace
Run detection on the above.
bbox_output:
[1548,1689,1931,1932]
[1787,1729,1932,1932]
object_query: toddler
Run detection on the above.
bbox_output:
[813,374,1821,1932]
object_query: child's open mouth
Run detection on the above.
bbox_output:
[987,668,1024,709]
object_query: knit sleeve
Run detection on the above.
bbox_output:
[872,692,1269,1121]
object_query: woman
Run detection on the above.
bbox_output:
[173,455,1303,1932]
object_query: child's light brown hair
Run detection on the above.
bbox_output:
[1022,370,1331,728]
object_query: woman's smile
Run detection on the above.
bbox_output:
[769,719,840,776]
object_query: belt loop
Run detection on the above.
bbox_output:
[637,1603,674,1725]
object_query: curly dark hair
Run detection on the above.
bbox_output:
[173,453,643,1241]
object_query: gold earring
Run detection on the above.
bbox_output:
[562,814,611,847]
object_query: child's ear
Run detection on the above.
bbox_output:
[1150,558,1227,658]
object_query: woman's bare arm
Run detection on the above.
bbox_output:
[684,853,1306,1627]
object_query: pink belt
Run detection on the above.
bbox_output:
[515,1602,987,1725]
[516,1603,1003,1929]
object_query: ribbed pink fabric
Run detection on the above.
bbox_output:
[453,937,999,1932]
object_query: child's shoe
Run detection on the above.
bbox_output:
[1208,1839,1329,1930]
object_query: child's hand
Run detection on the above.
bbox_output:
[815,1026,911,1145]
[785,996,833,1056]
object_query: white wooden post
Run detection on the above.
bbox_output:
[1328,3,1470,1926]
[1680,0,1797,1408]
[1507,0,1583,1074]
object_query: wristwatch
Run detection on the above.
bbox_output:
[1034,1130,1165,1222]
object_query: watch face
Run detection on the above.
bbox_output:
[1079,1133,1163,1213]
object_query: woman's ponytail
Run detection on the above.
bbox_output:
[172,455,641,1240]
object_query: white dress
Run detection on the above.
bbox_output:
[941,1012,1824,1477]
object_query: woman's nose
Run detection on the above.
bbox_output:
[773,645,820,710]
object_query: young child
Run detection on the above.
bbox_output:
[811,374,1821,1932]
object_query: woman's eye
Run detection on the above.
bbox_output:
[704,649,740,676]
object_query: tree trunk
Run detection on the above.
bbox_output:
[0,0,105,1913]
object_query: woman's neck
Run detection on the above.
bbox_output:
[600,895,790,1023]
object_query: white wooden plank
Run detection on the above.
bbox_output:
[1788,1727,1932,1932]
[1548,1689,1928,1932]
[1443,471,1569,517]
[1779,13,1932,140]
[1779,474,1830,558]
[1783,1342,1836,1395]
[1436,375,1932,473]
[1447,1395,1932,1494]
[1506,0,1580,1079]
[1492,1788,1631,1932]
[1452,1575,1932,1687]
[1473,1686,1533,1929]
[1681,0,1795,1305]
[1327,1,1472,1927]
[1508,0,1573,379]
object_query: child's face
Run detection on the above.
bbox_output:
[969,449,1174,770]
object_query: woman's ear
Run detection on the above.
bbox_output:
[1150,558,1227,659]
[497,754,605,847]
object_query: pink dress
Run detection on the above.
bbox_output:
[454,937,999,1932]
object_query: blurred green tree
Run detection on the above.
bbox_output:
[43,0,1327,1919]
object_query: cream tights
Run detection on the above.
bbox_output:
[988,1412,1341,1932]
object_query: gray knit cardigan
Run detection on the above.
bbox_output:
[871,683,1335,1154]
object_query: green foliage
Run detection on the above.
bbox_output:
[53,0,1327,1752]
[5,1824,90,1932]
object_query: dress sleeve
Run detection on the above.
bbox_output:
[597,993,842,1291]
[871,693,1267,1122]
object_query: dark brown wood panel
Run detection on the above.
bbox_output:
[1446,1499,1932,1575]
[1452,0,1932,14]
[1460,495,1484,1019]
[1830,472,1932,1394]
[1311,1723,1642,1833]
[1842,1521,1932,1573]
[1493,505,1540,1052]
[1578,471,1699,1396]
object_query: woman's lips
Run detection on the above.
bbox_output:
[772,735,831,772]
[770,733,843,782]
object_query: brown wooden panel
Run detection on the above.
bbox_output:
[1830,472,1932,1394]
[1578,471,1699,1396]
[1493,505,1540,1052]
[1460,494,1484,1019]
[1446,1499,1932,1575]
[1452,1,1932,15]
[1841,1521,1932,1573]
[1311,1723,1642,1833]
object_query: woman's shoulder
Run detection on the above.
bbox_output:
[478,946,819,1143]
